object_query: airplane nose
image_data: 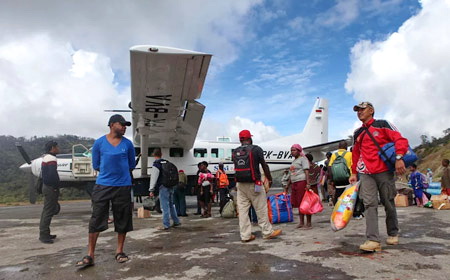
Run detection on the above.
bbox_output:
[19,163,32,173]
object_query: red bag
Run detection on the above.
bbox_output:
[299,189,323,215]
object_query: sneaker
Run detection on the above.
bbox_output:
[263,229,282,240]
[49,234,57,239]
[172,222,181,227]
[241,234,256,243]
[386,235,399,245]
[359,240,381,252]
[354,215,363,220]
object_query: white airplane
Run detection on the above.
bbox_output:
[18,45,346,202]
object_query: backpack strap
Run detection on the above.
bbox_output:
[362,127,394,166]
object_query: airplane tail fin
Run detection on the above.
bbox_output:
[260,97,328,147]
[301,97,328,145]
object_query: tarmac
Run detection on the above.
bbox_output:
[1,189,450,280]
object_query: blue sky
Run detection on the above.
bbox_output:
[0,0,448,146]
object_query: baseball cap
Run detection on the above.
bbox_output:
[108,114,131,126]
[239,130,253,140]
[353,102,374,112]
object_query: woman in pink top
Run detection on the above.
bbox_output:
[288,144,311,229]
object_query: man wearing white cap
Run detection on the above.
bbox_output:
[350,102,409,252]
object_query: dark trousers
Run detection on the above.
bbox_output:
[39,184,60,238]
[360,172,398,242]
[218,188,228,213]
[195,186,202,214]
[332,187,346,205]
[174,186,187,216]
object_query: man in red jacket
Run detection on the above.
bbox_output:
[349,102,408,252]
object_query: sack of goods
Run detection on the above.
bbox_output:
[378,142,418,171]
[427,182,442,195]
[267,192,294,224]
[221,200,237,218]
[142,196,156,210]
[331,182,359,232]
[299,190,323,215]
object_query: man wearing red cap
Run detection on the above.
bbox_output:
[232,130,282,242]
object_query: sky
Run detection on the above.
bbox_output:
[0,0,449,147]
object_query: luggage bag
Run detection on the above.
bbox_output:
[267,192,294,224]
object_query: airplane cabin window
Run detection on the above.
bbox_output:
[170,148,184,157]
[211,148,218,158]
[148,147,160,156]
[134,147,160,156]
[226,149,233,160]
[193,148,207,158]
[211,148,225,159]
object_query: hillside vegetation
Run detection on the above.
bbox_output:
[0,135,94,204]
[414,131,450,180]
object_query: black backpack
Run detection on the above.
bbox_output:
[233,145,256,182]
[158,159,179,188]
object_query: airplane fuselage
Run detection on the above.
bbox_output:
[22,140,297,181]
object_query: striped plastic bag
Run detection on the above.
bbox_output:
[267,192,294,224]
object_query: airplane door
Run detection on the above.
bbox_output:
[72,144,96,178]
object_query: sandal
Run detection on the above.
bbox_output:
[157,225,169,230]
[115,252,129,263]
[75,255,94,268]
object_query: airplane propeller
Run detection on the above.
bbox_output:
[15,142,32,164]
[15,143,38,204]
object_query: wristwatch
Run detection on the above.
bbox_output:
[395,154,403,160]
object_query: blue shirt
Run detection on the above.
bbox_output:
[409,171,423,189]
[92,135,136,186]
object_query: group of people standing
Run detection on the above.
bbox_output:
[38,100,447,269]
[236,101,408,253]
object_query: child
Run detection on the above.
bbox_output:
[409,164,424,207]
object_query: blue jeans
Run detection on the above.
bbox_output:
[173,186,187,216]
[159,186,180,228]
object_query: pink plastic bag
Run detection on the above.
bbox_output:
[300,189,323,215]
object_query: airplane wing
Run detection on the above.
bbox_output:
[130,46,212,149]
[302,138,353,161]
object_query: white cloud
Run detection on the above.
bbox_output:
[0,0,263,138]
[345,0,450,146]
[0,34,128,138]
[316,0,360,29]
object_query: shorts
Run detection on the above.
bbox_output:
[89,185,133,234]
[291,180,307,208]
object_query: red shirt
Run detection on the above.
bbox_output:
[352,118,409,175]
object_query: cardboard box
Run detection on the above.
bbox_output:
[431,194,448,201]
[137,207,151,218]
[395,194,409,207]
[432,200,450,210]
